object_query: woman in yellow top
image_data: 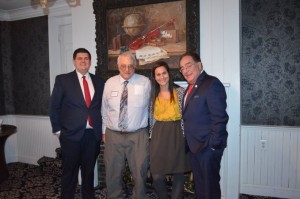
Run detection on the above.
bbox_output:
[149,61,190,199]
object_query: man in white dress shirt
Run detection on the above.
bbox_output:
[101,52,151,199]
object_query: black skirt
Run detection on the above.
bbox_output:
[150,120,191,174]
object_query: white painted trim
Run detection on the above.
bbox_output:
[1,114,49,120]
[241,125,300,130]
[240,125,300,199]
[49,14,72,92]
[0,0,70,21]
[0,10,9,21]
[242,184,300,199]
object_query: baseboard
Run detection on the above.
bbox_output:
[241,184,300,199]
[18,156,39,166]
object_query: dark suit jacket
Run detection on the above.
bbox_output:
[182,71,229,153]
[49,70,104,142]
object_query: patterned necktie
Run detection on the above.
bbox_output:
[118,81,128,130]
[82,76,92,127]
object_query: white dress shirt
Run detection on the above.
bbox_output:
[76,71,95,129]
[55,71,95,134]
[101,74,151,133]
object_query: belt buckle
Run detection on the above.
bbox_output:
[120,131,129,135]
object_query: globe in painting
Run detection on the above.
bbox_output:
[122,13,145,37]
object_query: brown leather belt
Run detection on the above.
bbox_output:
[119,131,129,135]
[111,128,146,135]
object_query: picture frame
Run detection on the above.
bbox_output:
[93,0,199,81]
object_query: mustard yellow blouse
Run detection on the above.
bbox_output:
[154,91,181,121]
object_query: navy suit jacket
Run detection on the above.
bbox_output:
[49,70,104,142]
[182,71,228,153]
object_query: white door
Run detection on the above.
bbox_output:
[59,23,73,73]
[49,15,72,92]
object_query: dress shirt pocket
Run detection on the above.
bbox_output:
[129,85,148,108]
[130,93,147,107]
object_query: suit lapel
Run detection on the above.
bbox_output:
[182,87,189,112]
[183,71,207,112]
[183,87,194,112]
[90,74,97,104]
[71,71,87,107]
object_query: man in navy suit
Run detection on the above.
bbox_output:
[49,48,104,199]
[179,52,228,199]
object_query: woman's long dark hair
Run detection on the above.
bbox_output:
[150,61,177,111]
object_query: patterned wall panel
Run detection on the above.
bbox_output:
[241,0,300,126]
[0,21,14,114]
[9,16,50,115]
[0,21,4,115]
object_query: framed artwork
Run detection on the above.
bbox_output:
[94,0,199,81]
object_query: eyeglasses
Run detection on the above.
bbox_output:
[179,62,195,73]
[119,64,135,70]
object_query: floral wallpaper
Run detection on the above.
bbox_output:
[0,16,50,115]
[0,21,14,115]
[241,0,300,126]
[0,22,4,115]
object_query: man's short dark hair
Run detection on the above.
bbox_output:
[73,48,91,60]
[179,52,201,63]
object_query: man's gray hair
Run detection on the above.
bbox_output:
[117,51,137,67]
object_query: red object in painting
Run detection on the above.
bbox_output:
[129,18,175,50]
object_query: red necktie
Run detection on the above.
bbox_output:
[82,76,92,127]
[186,84,194,98]
[184,84,194,108]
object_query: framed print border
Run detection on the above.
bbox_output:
[93,0,199,81]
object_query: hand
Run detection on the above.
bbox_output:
[102,133,106,143]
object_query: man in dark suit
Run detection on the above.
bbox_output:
[179,52,229,199]
[49,48,104,199]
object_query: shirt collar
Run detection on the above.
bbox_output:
[76,70,91,80]
[119,73,136,84]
